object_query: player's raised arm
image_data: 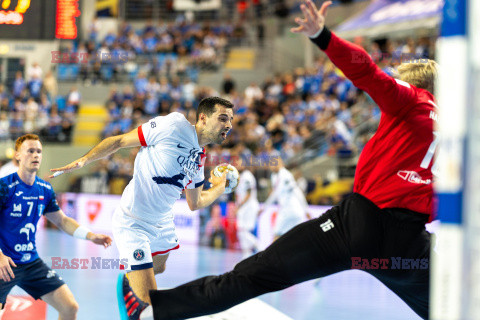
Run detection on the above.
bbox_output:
[49,127,142,178]
[291,0,415,115]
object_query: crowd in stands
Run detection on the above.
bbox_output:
[91,35,436,204]
[102,56,377,166]
[58,19,247,84]
[0,63,80,143]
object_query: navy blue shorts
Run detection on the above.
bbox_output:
[0,258,65,306]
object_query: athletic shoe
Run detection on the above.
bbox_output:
[117,273,149,320]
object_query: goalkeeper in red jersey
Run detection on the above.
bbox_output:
[119,1,437,319]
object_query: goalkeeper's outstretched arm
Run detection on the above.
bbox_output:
[292,0,416,116]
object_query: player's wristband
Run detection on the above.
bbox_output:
[308,27,324,39]
[309,26,332,51]
[73,226,91,240]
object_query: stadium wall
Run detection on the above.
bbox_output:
[0,40,59,78]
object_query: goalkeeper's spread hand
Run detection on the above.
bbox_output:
[291,0,332,38]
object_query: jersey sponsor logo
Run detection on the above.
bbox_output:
[20,223,36,241]
[36,181,51,189]
[152,173,186,188]
[177,143,188,149]
[15,242,34,252]
[22,196,38,200]
[177,148,203,179]
[133,249,145,261]
[38,204,45,216]
[15,191,23,196]
[13,203,22,211]
[8,180,19,188]
[320,219,334,232]
[10,212,22,217]
[397,170,432,185]
[21,253,31,262]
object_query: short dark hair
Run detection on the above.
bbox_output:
[196,97,234,122]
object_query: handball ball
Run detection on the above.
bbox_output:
[213,163,239,194]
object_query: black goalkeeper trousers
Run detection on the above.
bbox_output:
[150,193,431,320]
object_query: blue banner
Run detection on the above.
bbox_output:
[441,0,467,37]
[337,0,444,32]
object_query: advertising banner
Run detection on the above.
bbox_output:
[58,193,200,245]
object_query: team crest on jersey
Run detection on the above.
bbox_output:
[133,249,145,261]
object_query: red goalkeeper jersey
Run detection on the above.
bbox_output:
[312,30,437,218]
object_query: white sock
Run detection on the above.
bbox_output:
[140,305,154,320]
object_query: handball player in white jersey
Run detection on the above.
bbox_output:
[260,158,309,241]
[50,97,234,315]
[234,160,259,258]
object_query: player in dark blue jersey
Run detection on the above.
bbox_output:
[0,134,112,319]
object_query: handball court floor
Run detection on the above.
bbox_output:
[6,230,422,320]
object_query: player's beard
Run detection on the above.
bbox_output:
[215,130,225,144]
[201,126,227,145]
[207,129,225,144]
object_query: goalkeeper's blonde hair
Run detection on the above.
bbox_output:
[397,59,438,94]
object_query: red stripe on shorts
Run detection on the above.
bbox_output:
[152,244,180,257]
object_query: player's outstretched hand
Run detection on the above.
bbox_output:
[0,252,17,282]
[88,233,113,249]
[49,157,88,179]
[209,170,228,188]
[291,0,332,37]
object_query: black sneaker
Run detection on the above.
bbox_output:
[116,273,149,320]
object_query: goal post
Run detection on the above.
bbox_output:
[431,0,480,319]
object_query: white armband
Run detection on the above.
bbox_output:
[73,226,91,240]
